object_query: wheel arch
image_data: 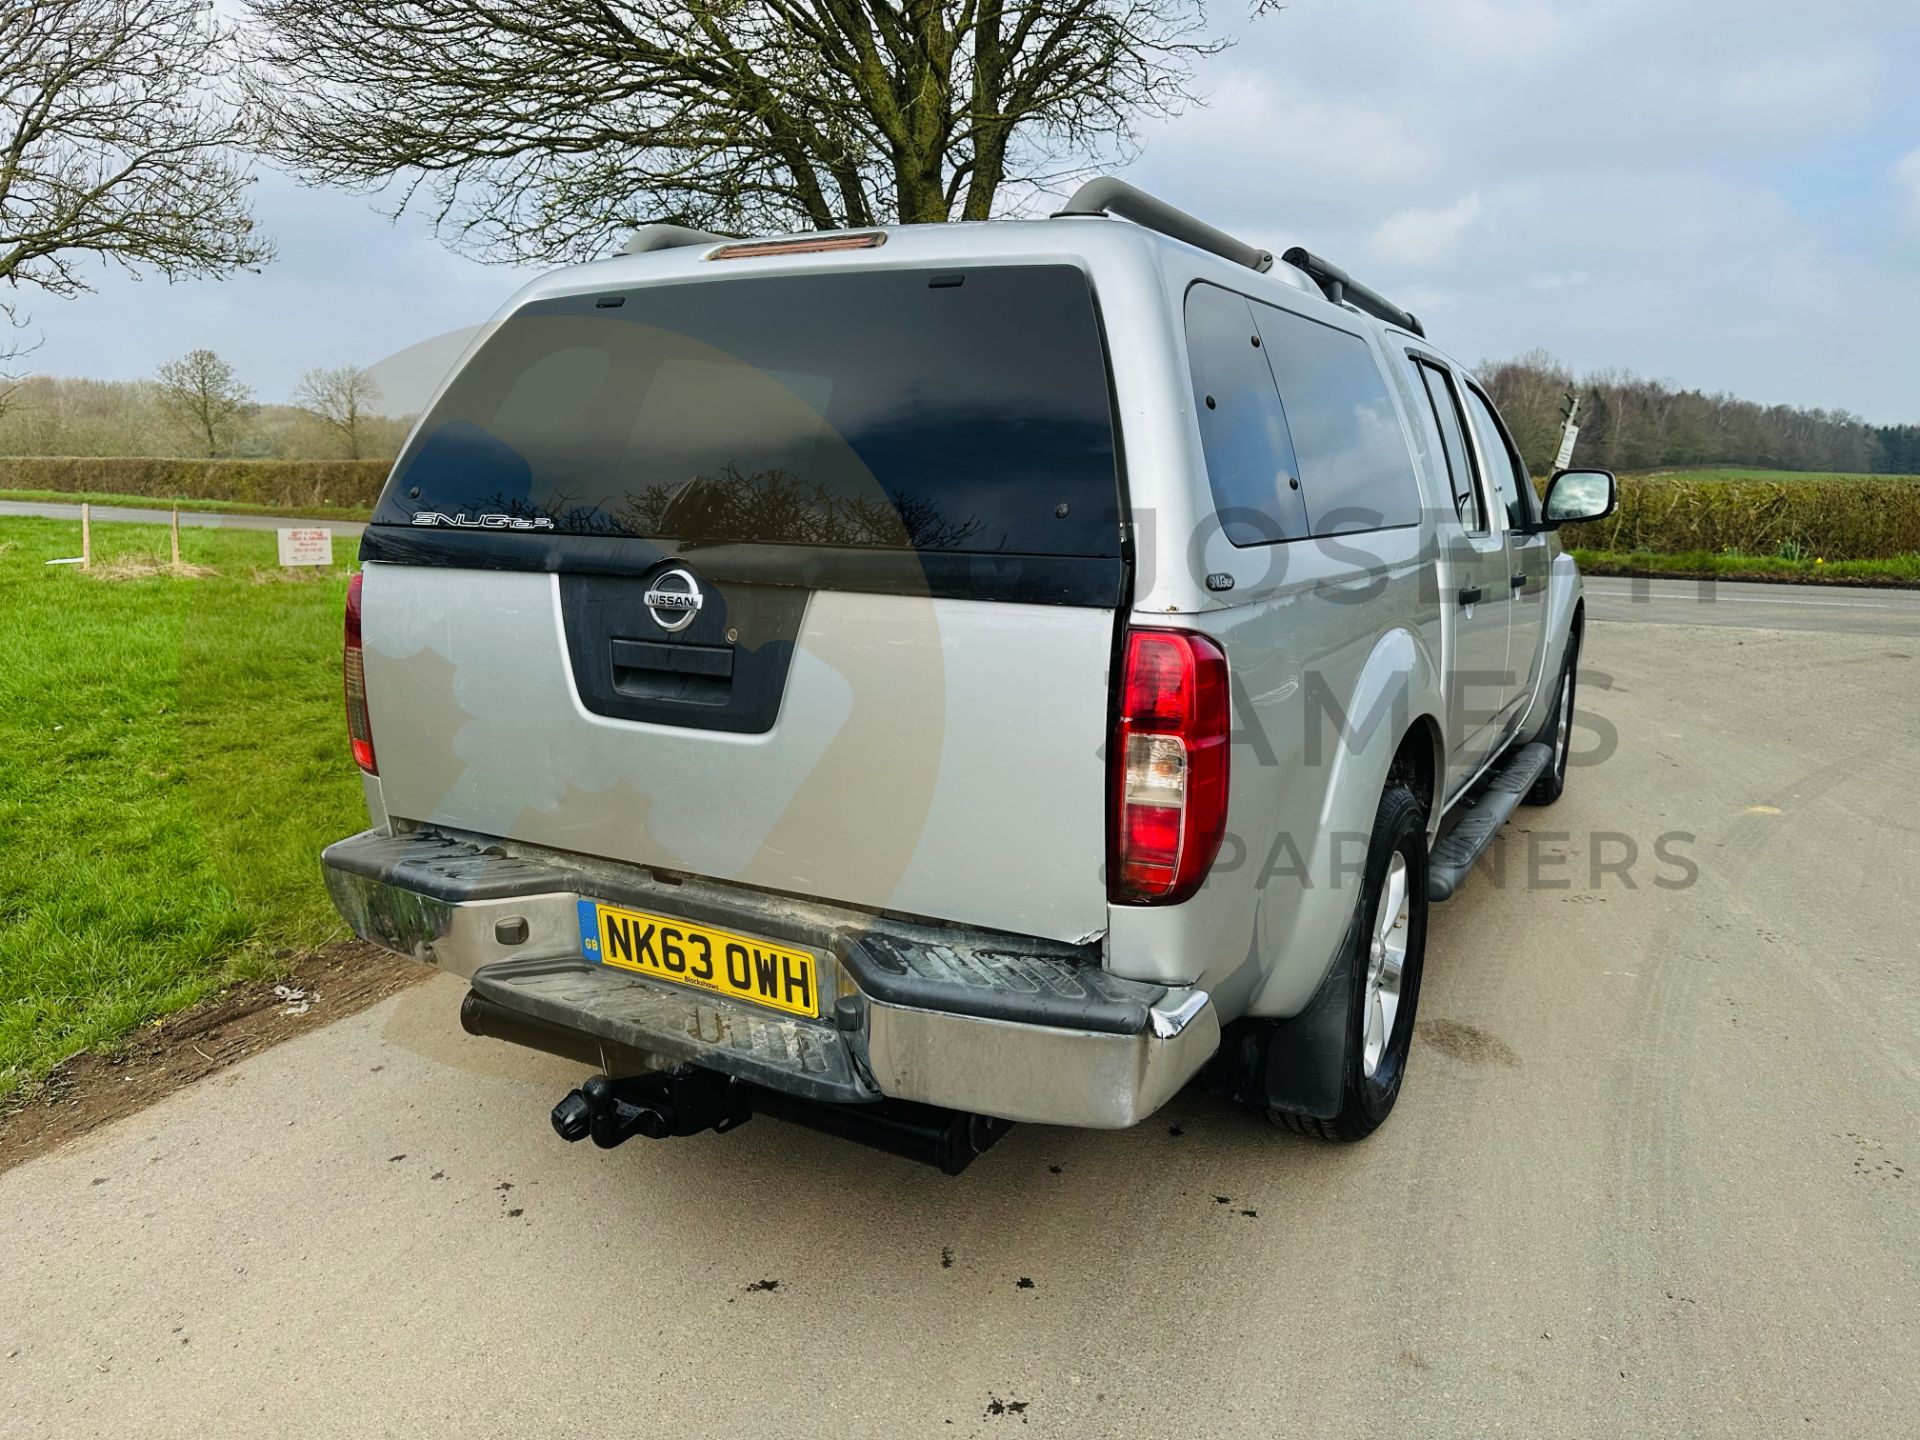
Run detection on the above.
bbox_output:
[1242,624,1443,1020]
[1391,712,1444,835]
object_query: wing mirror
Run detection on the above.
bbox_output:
[1537,468,1617,531]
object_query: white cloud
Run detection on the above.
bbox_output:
[1140,69,1436,215]
[1405,0,1572,65]
[1523,271,1591,292]
[1898,148,1920,226]
[1711,50,1880,127]
[1368,193,1484,268]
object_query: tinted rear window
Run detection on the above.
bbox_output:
[377,265,1121,556]
[1249,303,1421,535]
[1183,283,1421,545]
[1185,283,1310,546]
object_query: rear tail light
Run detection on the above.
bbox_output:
[344,571,376,774]
[1110,629,1229,904]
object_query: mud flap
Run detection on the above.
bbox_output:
[1206,944,1353,1121]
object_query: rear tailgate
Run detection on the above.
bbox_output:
[357,261,1124,945]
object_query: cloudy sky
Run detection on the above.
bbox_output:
[22,0,1920,421]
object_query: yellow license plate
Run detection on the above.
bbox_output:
[575,900,820,1018]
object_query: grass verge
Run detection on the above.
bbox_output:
[1570,547,1920,587]
[0,516,367,1098]
[0,487,372,523]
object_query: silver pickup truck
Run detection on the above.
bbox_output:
[322,180,1615,1173]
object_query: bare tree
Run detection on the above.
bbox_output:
[242,0,1270,263]
[0,304,34,421]
[0,0,272,399]
[292,364,382,458]
[156,349,253,457]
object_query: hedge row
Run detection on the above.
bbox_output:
[1554,474,1920,560]
[4,457,1917,561]
[0,456,392,510]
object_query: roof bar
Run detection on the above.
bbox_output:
[620,223,732,256]
[1055,177,1274,275]
[1281,247,1424,337]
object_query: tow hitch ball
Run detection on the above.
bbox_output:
[549,1070,1015,1174]
[551,1071,750,1149]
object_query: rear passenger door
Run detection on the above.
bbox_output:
[1461,382,1549,709]
[1403,354,1510,781]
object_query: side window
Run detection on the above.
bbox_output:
[1462,384,1532,531]
[1183,283,1309,546]
[1251,301,1422,536]
[1404,357,1484,534]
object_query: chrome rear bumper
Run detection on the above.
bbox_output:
[322,829,1219,1129]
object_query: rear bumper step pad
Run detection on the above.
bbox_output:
[321,827,1219,1128]
[471,955,866,1104]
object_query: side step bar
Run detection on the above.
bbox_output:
[1428,743,1551,900]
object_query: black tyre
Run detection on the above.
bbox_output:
[1523,630,1580,806]
[1270,781,1429,1142]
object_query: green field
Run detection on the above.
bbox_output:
[0,487,373,523]
[1569,547,1920,586]
[1634,467,1920,485]
[0,517,366,1097]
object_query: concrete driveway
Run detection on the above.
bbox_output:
[3,580,1915,1438]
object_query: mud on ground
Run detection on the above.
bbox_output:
[0,941,426,1174]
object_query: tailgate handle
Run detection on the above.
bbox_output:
[609,638,735,706]
[611,638,734,680]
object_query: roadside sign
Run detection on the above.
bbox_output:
[277,528,335,567]
[1554,423,1580,471]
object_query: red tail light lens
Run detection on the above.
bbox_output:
[344,572,376,774]
[1110,629,1229,904]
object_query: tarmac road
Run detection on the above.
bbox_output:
[0,498,367,536]
[3,583,1916,1439]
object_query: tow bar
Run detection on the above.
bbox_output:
[550,1069,1013,1176]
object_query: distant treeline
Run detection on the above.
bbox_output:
[0,455,391,510]
[1479,351,1908,476]
[3,358,1914,479]
[0,375,412,462]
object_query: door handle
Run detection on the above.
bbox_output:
[1510,573,1527,590]
[1457,586,1483,607]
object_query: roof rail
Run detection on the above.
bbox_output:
[1280,247,1424,337]
[620,223,731,256]
[1054,177,1273,275]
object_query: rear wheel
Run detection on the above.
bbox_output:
[1524,631,1580,806]
[1270,781,1429,1142]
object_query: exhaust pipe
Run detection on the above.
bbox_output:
[549,1069,1013,1176]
